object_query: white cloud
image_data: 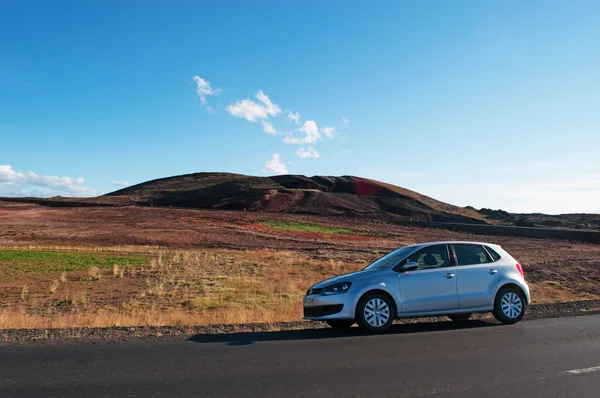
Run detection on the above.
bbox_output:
[255,90,281,116]
[226,99,269,121]
[286,111,301,125]
[342,116,349,124]
[283,120,322,144]
[192,76,222,105]
[205,106,215,114]
[112,181,130,187]
[296,146,320,158]
[300,121,320,141]
[283,137,299,144]
[224,86,343,170]
[261,121,277,135]
[226,90,281,122]
[0,165,98,197]
[321,126,335,139]
[262,153,288,174]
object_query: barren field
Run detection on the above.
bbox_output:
[1,200,599,329]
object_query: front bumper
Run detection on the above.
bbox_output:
[303,304,344,317]
[303,293,356,320]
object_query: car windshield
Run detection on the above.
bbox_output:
[363,246,416,270]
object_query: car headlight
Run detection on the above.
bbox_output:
[322,282,352,295]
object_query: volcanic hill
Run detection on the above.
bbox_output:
[101,172,486,223]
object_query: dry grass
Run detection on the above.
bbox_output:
[0,246,364,328]
[0,244,162,254]
[0,307,308,329]
[112,264,125,278]
[20,285,30,301]
[88,266,102,280]
[1,242,598,329]
[49,279,59,293]
[528,281,592,304]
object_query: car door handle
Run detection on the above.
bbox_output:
[488,269,498,275]
[445,273,455,279]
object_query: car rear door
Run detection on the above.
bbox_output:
[398,244,459,313]
[452,244,500,309]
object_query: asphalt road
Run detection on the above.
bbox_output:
[2,315,600,397]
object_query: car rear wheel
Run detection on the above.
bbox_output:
[326,320,355,330]
[356,292,395,333]
[493,286,526,324]
[448,313,472,322]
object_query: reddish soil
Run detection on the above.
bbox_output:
[1,201,600,298]
[0,269,147,313]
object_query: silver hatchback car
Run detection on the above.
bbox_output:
[304,241,530,333]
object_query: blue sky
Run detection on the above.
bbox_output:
[1,0,599,213]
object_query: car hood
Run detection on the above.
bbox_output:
[312,268,382,288]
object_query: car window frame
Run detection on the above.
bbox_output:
[363,246,421,271]
[393,244,454,272]
[451,244,494,267]
[483,245,501,262]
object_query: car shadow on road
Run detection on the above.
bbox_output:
[188,320,498,346]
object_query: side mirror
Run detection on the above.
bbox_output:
[399,262,419,272]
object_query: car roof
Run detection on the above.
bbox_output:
[406,241,502,250]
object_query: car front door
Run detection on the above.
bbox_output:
[452,244,500,309]
[398,244,459,313]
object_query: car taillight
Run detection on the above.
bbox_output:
[516,263,524,278]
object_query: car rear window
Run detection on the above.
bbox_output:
[453,244,492,266]
[484,246,502,261]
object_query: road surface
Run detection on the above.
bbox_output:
[1,315,600,397]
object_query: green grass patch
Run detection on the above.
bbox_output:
[0,250,148,277]
[261,220,357,235]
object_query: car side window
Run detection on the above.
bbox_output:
[453,244,492,266]
[405,245,451,270]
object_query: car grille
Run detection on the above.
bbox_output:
[303,304,344,317]
[306,287,324,296]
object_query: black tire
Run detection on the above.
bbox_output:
[326,319,355,330]
[448,313,472,322]
[356,292,396,333]
[493,286,526,324]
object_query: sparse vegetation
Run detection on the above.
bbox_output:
[0,246,363,328]
[21,285,30,301]
[0,242,597,329]
[49,279,60,293]
[1,201,600,330]
[261,220,357,235]
[87,266,102,280]
[0,250,147,276]
[112,263,125,278]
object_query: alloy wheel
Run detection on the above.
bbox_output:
[501,292,523,319]
[364,298,390,327]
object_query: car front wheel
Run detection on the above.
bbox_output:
[356,292,395,333]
